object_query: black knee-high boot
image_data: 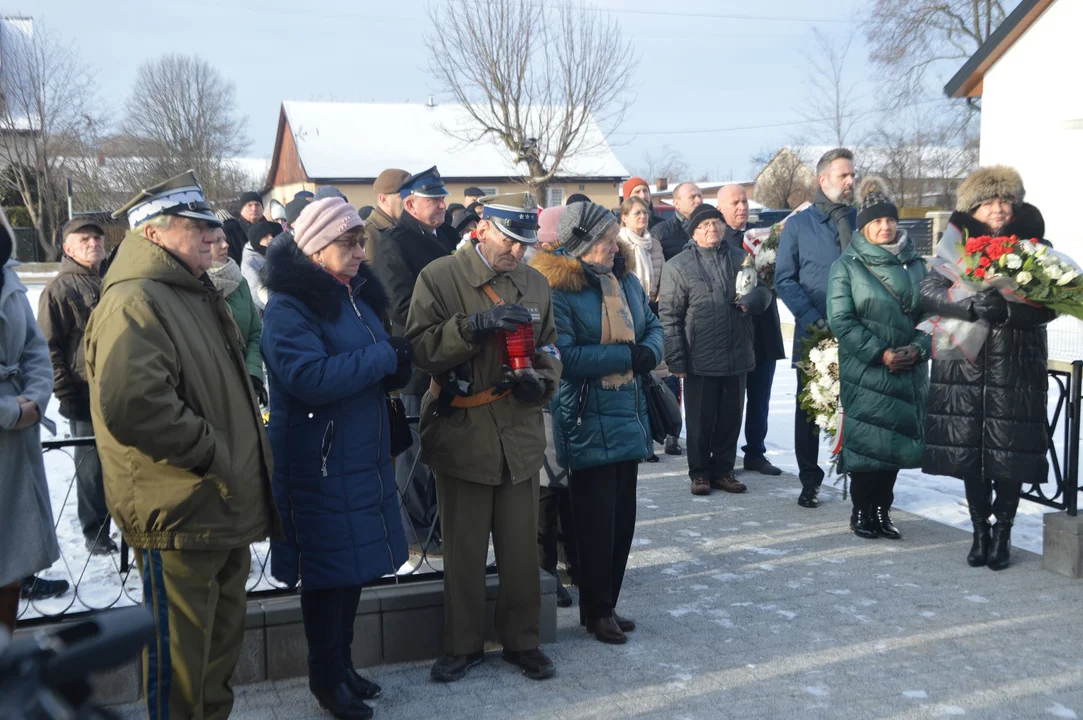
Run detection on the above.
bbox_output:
[988,479,1023,571]
[963,477,993,567]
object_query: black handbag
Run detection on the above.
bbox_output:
[387,396,413,457]
[642,371,681,444]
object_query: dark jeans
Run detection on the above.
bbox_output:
[849,470,898,510]
[795,372,825,488]
[70,418,110,540]
[569,460,637,621]
[684,374,745,479]
[538,486,579,584]
[742,359,776,463]
[964,477,1024,521]
[300,586,363,689]
[395,394,439,549]
[662,375,683,436]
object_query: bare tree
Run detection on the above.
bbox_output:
[751,147,815,210]
[426,0,636,204]
[117,54,250,204]
[867,107,979,209]
[0,19,104,258]
[798,28,866,147]
[864,0,1007,106]
[633,144,690,186]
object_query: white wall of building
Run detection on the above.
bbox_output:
[979,0,1083,257]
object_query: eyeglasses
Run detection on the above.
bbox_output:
[334,235,365,250]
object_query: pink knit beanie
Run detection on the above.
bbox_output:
[538,206,565,248]
[293,197,364,256]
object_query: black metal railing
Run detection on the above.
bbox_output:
[1031,360,1082,516]
[19,420,446,624]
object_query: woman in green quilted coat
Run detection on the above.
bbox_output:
[826,179,930,540]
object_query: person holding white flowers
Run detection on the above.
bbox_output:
[920,166,1055,571]
[826,178,930,540]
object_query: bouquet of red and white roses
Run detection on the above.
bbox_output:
[919,220,1083,360]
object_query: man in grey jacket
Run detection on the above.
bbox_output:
[658,204,771,497]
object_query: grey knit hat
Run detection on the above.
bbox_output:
[557,201,617,257]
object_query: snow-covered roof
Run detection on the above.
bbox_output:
[281,101,628,181]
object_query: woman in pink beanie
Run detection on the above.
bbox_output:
[258,196,415,718]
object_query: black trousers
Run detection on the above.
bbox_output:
[684,374,745,479]
[538,486,579,584]
[301,586,363,689]
[849,470,898,510]
[742,359,776,463]
[795,372,825,488]
[569,460,638,621]
[964,477,1023,522]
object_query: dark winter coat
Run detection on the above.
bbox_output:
[260,239,408,590]
[222,218,249,265]
[920,210,1055,485]
[37,255,100,420]
[652,211,691,261]
[724,224,786,362]
[658,240,772,377]
[372,210,452,396]
[776,203,855,363]
[362,206,395,270]
[827,232,931,473]
[531,249,663,472]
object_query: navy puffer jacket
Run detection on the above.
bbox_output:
[260,239,408,590]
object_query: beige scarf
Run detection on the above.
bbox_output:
[596,268,637,390]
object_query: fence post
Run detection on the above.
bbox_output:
[1069,361,1081,517]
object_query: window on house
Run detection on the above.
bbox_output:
[471,186,498,197]
[546,187,564,207]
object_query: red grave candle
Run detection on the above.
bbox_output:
[504,323,535,370]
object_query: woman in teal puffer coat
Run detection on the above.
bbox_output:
[827,180,930,541]
[531,201,663,647]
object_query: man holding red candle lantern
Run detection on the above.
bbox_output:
[406,192,563,684]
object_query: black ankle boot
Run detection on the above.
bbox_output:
[872,506,901,539]
[987,515,1013,571]
[967,516,992,567]
[850,507,877,539]
[310,681,374,720]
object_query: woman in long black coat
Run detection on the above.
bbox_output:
[920,166,1054,571]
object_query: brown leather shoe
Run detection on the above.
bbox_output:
[690,477,711,495]
[711,473,747,493]
[613,612,636,633]
[593,616,627,644]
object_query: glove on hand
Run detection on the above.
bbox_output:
[631,344,657,375]
[511,369,547,405]
[812,318,829,332]
[250,375,268,407]
[972,290,1009,325]
[888,345,920,372]
[386,336,414,366]
[466,304,532,339]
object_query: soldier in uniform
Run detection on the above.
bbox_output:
[406,193,563,683]
[85,171,281,720]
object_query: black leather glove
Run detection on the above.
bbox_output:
[466,304,532,339]
[386,336,414,366]
[972,290,1008,325]
[812,318,829,332]
[631,345,657,375]
[888,346,919,372]
[250,375,268,407]
[511,369,547,405]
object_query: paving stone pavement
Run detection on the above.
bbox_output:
[113,453,1083,719]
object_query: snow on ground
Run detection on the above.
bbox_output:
[14,278,1081,620]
